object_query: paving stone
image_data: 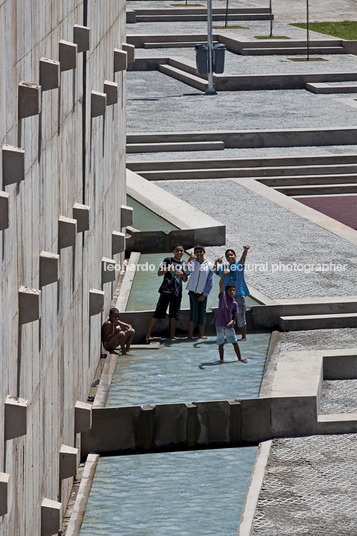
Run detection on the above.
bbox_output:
[156,180,357,299]
[320,380,357,414]
[250,434,357,536]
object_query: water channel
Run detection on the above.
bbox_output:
[79,196,270,535]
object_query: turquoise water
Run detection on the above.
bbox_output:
[126,252,258,312]
[127,196,178,231]
[107,333,270,407]
[80,333,269,536]
[80,446,257,536]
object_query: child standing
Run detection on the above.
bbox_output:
[214,245,251,341]
[145,244,188,342]
[186,245,213,340]
[212,270,247,363]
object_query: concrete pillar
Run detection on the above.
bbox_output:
[104,80,118,106]
[75,401,92,433]
[73,203,90,232]
[0,192,9,230]
[5,396,28,440]
[73,24,90,53]
[186,403,198,447]
[18,82,41,118]
[59,445,78,480]
[89,289,104,316]
[59,40,77,72]
[114,48,127,72]
[39,251,59,287]
[91,91,106,118]
[228,400,242,443]
[102,257,116,284]
[112,231,125,255]
[0,473,10,517]
[120,205,133,228]
[58,216,77,249]
[41,498,62,536]
[195,400,231,445]
[18,286,41,325]
[153,403,188,448]
[137,406,154,450]
[122,43,135,64]
[2,145,25,186]
[39,58,60,91]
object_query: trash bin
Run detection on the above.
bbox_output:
[195,44,208,75]
[213,43,226,74]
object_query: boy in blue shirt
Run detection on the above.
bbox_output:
[214,245,250,341]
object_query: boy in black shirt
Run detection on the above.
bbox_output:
[145,244,188,341]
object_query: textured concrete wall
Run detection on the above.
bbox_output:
[0,1,127,534]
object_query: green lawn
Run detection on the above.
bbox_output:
[291,21,357,40]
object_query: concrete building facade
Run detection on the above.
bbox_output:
[0,1,128,534]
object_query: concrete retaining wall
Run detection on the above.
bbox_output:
[127,127,357,148]
[0,1,127,534]
[81,395,318,457]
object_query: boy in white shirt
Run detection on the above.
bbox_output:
[186,245,213,340]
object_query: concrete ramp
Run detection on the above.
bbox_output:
[125,169,225,251]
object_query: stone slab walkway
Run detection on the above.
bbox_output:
[250,433,357,536]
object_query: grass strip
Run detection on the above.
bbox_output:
[290,21,357,40]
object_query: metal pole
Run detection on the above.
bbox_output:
[206,0,216,94]
[306,0,310,61]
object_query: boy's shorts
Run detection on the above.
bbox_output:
[189,291,207,325]
[216,325,237,345]
[153,292,181,319]
[236,296,247,328]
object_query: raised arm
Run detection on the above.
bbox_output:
[219,268,230,293]
[240,245,250,266]
[213,256,223,273]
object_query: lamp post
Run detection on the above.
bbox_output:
[206,0,216,94]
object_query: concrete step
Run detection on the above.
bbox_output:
[317,414,357,434]
[144,40,218,49]
[127,154,357,171]
[136,14,270,22]
[126,141,225,153]
[132,8,270,15]
[258,173,357,187]
[306,82,357,94]
[279,313,357,331]
[159,64,207,91]
[126,127,357,148]
[275,183,357,196]
[241,46,344,55]
[133,163,357,181]
[241,39,343,49]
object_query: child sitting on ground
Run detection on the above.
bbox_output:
[102,307,135,355]
[212,270,247,363]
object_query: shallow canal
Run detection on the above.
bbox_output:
[80,333,270,535]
